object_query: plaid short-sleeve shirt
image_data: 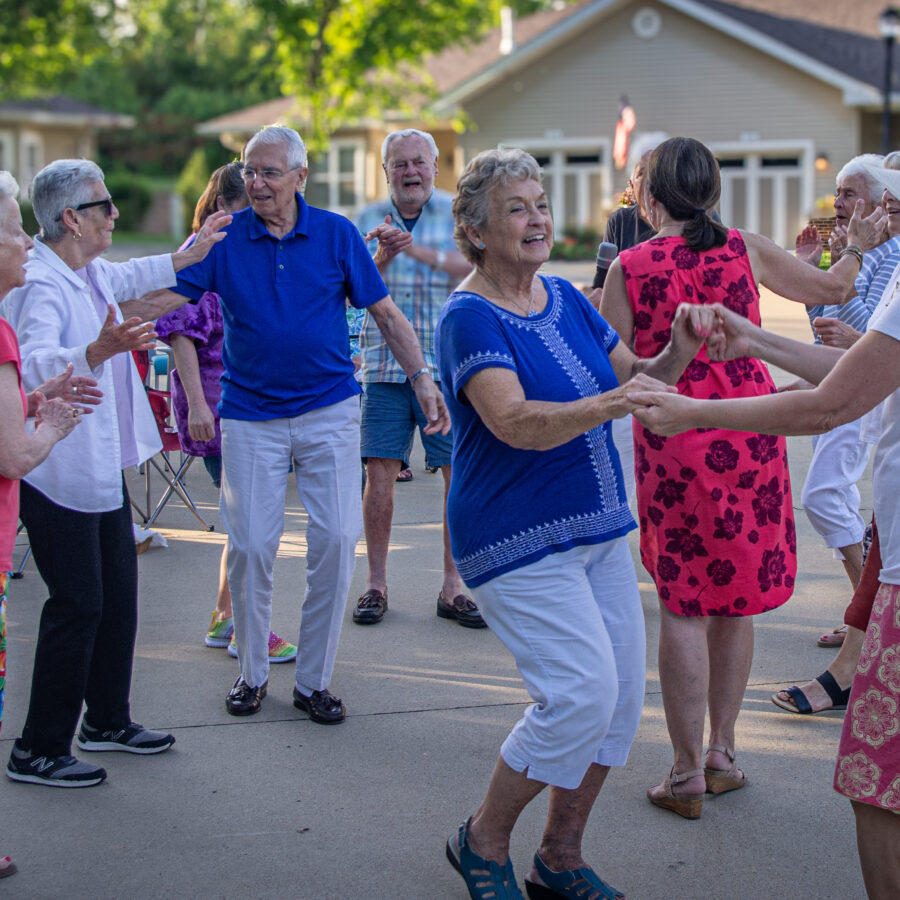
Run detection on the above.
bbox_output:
[355,189,459,383]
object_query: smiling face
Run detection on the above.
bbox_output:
[834,173,875,226]
[384,135,437,215]
[0,196,34,297]
[882,188,900,237]
[243,141,306,225]
[479,177,553,270]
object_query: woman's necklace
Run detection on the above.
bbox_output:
[479,269,539,317]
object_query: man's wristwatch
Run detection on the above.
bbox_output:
[431,250,447,271]
[409,367,430,384]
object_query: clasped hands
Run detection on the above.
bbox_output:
[621,303,755,434]
[365,215,414,267]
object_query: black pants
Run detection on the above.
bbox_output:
[18,479,137,757]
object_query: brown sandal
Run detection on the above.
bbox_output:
[704,744,747,795]
[647,767,704,819]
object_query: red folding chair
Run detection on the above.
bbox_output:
[131,350,214,532]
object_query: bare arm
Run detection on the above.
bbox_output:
[118,289,191,322]
[169,335,216,442]
[630,323,899,438]
[366,296,450,434]
[0,363,80,480]
[402,242,472,280]
[463,365,675,452]
[85,305,157,370]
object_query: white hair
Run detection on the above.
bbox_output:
[836,154,885,200]
[29,159,105,243]
[381,129,439,166]
[628,132,668,172]
[243,125,307,168]
[0,171,19,230]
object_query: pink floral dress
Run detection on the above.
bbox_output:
[620,230,796,617]
[834,581,900,810]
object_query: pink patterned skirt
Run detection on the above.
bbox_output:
[833,582,900,810]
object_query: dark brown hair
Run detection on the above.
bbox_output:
[192,162,246,233]
[647,137,728,251]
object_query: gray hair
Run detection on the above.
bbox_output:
[452,148,542,266]
[835,153,885,201]
[243,125,307,168]
[885,150,900,171]
[381,129,439,166]
[30,159,105,243]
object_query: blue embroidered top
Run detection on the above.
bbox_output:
[436,275,636,587]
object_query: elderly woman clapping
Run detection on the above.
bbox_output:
[0,171,92,874]
[436,148,716,900]
[1,159,228,789]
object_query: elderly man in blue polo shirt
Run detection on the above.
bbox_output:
[167,125,449,721]
[353,129,485,629]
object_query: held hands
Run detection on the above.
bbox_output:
[669,302,718,356]
[365,215,413,268]
[34,363,102,415]
[410,372,451,435]
[606,374,678,419]
[846,199,887,252]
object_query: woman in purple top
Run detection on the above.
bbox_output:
[156,164,295,662]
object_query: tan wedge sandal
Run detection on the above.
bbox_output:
[704,744,747,795]
[647,767,705,819]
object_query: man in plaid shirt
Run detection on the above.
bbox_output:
[353,129,485,629]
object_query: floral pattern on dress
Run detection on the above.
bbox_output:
[621,231,795,617]
[835,582,900,810]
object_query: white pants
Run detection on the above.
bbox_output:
[470,538,646,790]
[611,415,635,504]
[801,419,874,551]
[220,397,362,693]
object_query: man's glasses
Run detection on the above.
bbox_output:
[74,197,114,217]
[241,165,301,183]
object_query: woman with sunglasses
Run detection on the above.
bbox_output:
[0,159,227,788]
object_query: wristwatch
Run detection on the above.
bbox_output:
[432,250,447,271]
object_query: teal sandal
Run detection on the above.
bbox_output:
[524,852,624,900]
[446,818,524,900]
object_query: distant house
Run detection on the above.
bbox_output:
[198,0,900,246]
[0,96,135,193]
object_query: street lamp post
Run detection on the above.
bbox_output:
[880,7,900,154]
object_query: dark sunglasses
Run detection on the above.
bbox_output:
[73,197,114,217]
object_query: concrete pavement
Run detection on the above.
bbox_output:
[0,260,870,898]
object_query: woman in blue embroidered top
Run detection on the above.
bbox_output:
[436,148,715,900]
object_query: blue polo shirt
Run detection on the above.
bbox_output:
[174,195,388,420]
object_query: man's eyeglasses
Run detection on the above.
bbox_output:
[241,165,301,183]
[74,197,114,217]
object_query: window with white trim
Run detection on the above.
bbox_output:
[305,140,365,217]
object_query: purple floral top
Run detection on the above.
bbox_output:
[155,291,223,457]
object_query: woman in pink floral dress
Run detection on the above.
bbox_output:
[601,137,879,819]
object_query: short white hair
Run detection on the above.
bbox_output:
[243,125,307,168]
[0,171,19,230]
[628,132,668,171]
[30,159,105,243]
[381,129,439,166]
[836,154,885,200]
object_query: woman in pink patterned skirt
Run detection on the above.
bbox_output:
[601,137,881,819]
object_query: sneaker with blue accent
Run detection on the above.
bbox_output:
[205,613,234,648]
[76,721,175,755]
[228,631,297,663]
[6,739,106,788]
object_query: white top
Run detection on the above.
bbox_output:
[866,263,900,583]
[0,241,175,512]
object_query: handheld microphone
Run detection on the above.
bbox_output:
[592,241,619,289]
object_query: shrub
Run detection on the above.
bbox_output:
[104,171,154,232]
[549,225,600,260]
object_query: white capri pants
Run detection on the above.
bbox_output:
[801,418,874,552]
[220,397,362,694]
[470,538,646,790]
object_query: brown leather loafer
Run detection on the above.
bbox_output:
[353,588,387,624]
[225,677,268,716]
[292,687,345,724]
[436,591,487,629]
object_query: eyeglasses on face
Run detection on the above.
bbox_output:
[74,197,114,217]
[240,165,301,183]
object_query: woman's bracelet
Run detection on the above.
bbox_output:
[840,244,864,268]
[409,367,430,384]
